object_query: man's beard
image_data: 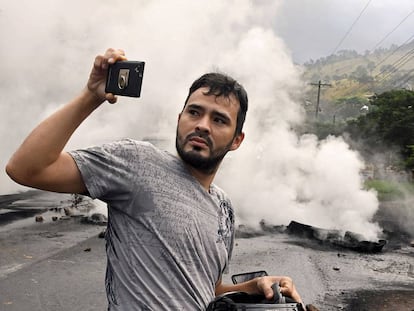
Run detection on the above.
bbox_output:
[176,131,233,174]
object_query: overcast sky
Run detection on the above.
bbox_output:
[274,0,414,64]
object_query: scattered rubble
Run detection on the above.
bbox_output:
[98,229,106,239]
[63,207,72,216]
[81,213,108,226]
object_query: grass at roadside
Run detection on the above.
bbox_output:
[364,179,414,201]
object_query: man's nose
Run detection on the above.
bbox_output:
[195,115,211,133]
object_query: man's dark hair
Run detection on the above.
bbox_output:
[183,72,248,135]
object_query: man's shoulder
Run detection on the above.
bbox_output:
[71,138,175,166]
[96,138,162,155]
[120,139,179,165]
[106,138,153,149]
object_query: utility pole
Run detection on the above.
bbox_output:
[310,80,332,118]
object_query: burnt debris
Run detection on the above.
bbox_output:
[235,220,388,253]
[284,221,386,253]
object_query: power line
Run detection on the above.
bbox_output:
[371,8,414,51]
[373,34,414,70]
[375,46,414,81]
[330,0,372,56]
[343,50,413,95]
[315,4,414,96]
[392,68,414,88]
[351,37,414,93]
[376,51,414,83]
[350,47,414,95]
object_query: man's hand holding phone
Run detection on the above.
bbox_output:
[86,48,127,104]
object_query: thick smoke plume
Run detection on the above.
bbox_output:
[0,0,380,239]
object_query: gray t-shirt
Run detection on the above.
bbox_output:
[69,139,235,310]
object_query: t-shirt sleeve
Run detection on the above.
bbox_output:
[68,139,143,200]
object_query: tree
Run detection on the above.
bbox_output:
[345,90,414,169]
[350,65,373,83]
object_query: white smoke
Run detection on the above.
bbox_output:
[0,0,380,239]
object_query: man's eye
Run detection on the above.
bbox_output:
[214,117,226,124]
[188,109,199,116]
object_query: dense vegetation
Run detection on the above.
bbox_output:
[346,90,414,170]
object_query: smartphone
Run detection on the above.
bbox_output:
[105,61,145,97]
[231,270,268,284]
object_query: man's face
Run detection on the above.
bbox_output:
[176,87,244,174]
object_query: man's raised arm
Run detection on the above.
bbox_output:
[6,48,126,194]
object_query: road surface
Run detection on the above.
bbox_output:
[0,193,413,310]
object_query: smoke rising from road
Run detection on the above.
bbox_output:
[0,0,381,239]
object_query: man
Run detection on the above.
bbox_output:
[6,48,302,310]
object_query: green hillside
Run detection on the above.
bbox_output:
[302,41,414,123]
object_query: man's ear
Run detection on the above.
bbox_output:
[230,132,245,151]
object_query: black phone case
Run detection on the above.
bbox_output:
[231,270,268,284]
[105,61,145,97]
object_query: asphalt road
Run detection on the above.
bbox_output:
[0,193,413,311]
